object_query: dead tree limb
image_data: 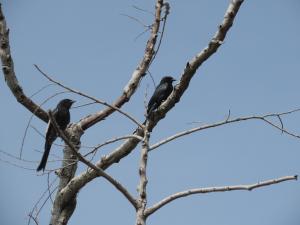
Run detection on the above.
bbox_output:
[145,175,298,217]
[0,4,48,122]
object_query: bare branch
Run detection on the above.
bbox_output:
[78,0,166,130]
[149,108,300,151]
[48,111,138,209]
[145,175,298,217]
[35,65,144,130]
[0,5,48,122]
[136,130,150,225]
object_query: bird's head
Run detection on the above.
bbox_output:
[160,76,176,84]
[58,99,75,109]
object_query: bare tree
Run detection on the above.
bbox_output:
[0,1,298,225]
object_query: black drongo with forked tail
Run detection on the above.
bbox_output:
[37,99,75,172]
[147,76,176,117]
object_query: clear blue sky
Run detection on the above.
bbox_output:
[1,1,300,225]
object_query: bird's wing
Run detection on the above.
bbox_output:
[148,83,168,106]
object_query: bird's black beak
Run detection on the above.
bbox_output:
[71,100,76,104]
[172,78,176,82]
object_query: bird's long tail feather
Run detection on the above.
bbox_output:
[36,142,51,172]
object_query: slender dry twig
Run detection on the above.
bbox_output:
[0,157,36,171]
[144,175,298,217]
[120,13,151,29]
[35,64,144,130]
[147,70,156,88]
[0,149,37,163]
[29,83,56,98]
[84,135,143,158]
[86,134,143,164]
[71,101,97,109]
[48,111,138,209]
[134,28,152,42]
[47,173,54,204]
[132,5,155,16]
[149,108,300,151]
[28,214,39,225]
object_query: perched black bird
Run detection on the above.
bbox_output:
[37,99,75,172]
[147,76,176,117]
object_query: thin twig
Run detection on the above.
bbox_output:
[0,157,36,171]
[134,27,152,41]
[277,115,284,134]
[132,5,155,16]
[71,101,97,109]
[47,173,54,204]
[145,175,298,217]
[83,135,143,158]
[29,83,55,98]
[0,149,37,163]
[120,13,151,29]
[147,70,156,88]
[28,214,39,225]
